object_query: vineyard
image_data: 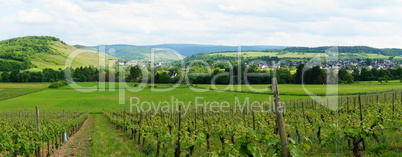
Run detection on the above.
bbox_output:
[0,83,401,156]
[0,107,88,157]
[105,91,402,157]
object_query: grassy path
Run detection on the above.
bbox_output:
[52,114,146,157]
[91,114,146,157]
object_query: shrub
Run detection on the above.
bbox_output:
[48,80,68,88]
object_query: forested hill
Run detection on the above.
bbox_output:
[0,36,116,71]
[0,36,63,71]
[0,36,64,60]
[282,46,402,56]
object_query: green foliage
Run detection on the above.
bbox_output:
[127,66,142,82]
[103,91,402,157]
[0,110,87,156]
[0,72,10,82]
[72,44,91,49]
[367,143,387,154]
[141,144,155,155]
[0,36,63,64]
[301,66,326,84]
[0,59,27,71]
[48,80,68,88]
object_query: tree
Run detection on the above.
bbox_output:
[360,68,374,81]
[154,72,171,83]
[365,58,372,66]
[338,68,348,82]
[43,68,59,82]
[1,72,10,82]
[311,66,326,84]
[29,72,44,82]
[9,71,19,82]
[303,68,312,84]
[377,76,388,85]
[294,64,305,84]
[128,66,142,82]
[343,73,354,84]
[384,75,389,84]
[16,71,31,82]
[352,68,360,81]
[276,68,292,84]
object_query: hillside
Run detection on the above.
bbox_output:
[282,46,402,56]
[90,44,285,61]
[91,44,185,61]
[0,36,117,71]
[189,46,402,61]
[147,44,287,56]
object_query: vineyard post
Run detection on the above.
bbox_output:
[194,108,197,130]
[371,95,374,106]
[174,104,182,157]
[310,99,313,110]
[301,101,305,117]
[25,108,28,120]
[137,110,142,144]
[35,106,41,157]
[392,92,396,114]
[358,95,363,123]
[252,109,256,130]
[358,95,366,150]
[123,109,126,131]
[63,110,65,123]
[346,97,349,113]
[313,99,316,110]
[271,77,290,157]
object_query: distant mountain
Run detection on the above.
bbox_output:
[90,44,185,61]
[0,36,116,71]
[90,44,286,61]
[147,44,287,56]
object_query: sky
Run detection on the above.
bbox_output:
[0,0,402,48]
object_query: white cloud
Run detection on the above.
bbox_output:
[0,0,401,48]
[15,8,53,23]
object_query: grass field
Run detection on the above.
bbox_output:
[0,83,50,101]
[0,81,401,112]
[197,80,402,96]
[0,85,281,111]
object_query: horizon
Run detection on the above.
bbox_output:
[3,35,402,50]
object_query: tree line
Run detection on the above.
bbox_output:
[1,64,402,85]
[282,46,402,56]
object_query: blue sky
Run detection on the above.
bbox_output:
[1,0,401,48]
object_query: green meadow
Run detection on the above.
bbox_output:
[0,81,401,112]
[0,83,50,101]
[197,80,402,96]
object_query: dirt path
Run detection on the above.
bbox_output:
[52,115,94,157]
[51,114,145,157]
